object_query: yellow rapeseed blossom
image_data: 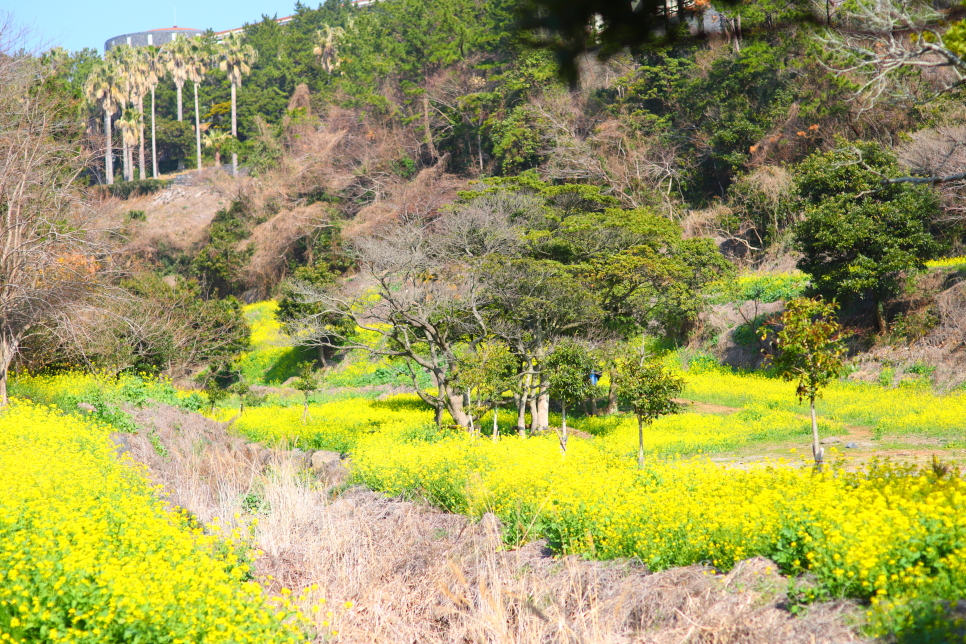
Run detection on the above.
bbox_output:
[0,400,308,643]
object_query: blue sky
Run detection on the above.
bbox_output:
[9,0,301,53]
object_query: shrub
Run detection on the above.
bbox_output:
[94,178,171,200]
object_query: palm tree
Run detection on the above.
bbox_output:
[83,60,125,185]
[164,37,193,122]
[116,109,141,182]
[120,48,150,180]
[203,130,233,168]
[185,39,210,171]
[144,46,168,178]
[312,24,344,73]
[216,33,257,177]
[107,45,137,181]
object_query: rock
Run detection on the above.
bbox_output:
[311,450,342,472]
[480,512,503,544]
[110,434,131,454]
[311,450,347,483]
[820,436,841,445]
[243,443,262,462]
[77,402,97,413]
[290,449,313,470]
[845,441,859,449]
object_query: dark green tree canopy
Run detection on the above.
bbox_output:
[792,141,943,323]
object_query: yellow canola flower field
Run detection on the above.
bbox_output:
[221,391,966,635]
[682,367,966,436]
[349,425,966,636]
[926,256,966,269]
[0,401,307,644]
[216,395,431,453]
[9,370,203,412]
[218,394,840,457]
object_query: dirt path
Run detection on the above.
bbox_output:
[673,398,741,415]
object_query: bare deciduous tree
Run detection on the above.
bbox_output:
[288,203,491,429]
[0,40,109,404]
[817,0,966,190]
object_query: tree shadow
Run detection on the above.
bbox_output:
[888,600,966,644]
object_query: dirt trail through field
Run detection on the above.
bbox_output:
[673,398,740,415]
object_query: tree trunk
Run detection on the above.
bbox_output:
[441,385,471,429]
[151,87,158,178]
[122,135,130,182]
[535,391,550,433]
[177,84,183,121]
[637,415,645,469]
[531,370,550,433]
[434,403,444,429]
[492,401,499,441]
[516,367,532,436]
[477,131,484,175]
[515,389,528,436]
[231,82,238,177]
[605,370,618,414]
[302,399,310,424]
[811,397,823,469]
[465,388,475,433]
[558,403,568,454]
[194,82,203,171]
[215,151,221,167]
[423,94,436,161]
[876,300,887,335]
[529,390,539,434]
[0,336,18,407]
[137,96,146,180]
[104,111,114,185]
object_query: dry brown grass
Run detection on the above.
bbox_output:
[121,405,866,644]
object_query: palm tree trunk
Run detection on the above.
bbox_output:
[176,84,183,121]
[122,135,130,182]
[137,96,146,180]
[151,87,158,178]
[194,82,202,171]
[231,82,238,177]
[104,111,114,185]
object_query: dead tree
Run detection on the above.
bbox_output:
[0,35,108,404]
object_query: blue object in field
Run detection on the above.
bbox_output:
[589,370,602,385]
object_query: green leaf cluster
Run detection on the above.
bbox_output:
[792,142,943,311]
[763,297,846,404]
